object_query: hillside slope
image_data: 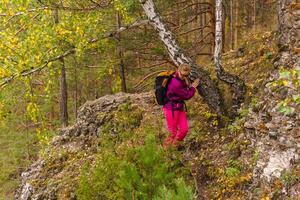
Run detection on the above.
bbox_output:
[16,92,158,199]
[15,30,299,199]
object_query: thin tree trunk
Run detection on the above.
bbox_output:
[116,13,127,93]
[214,0,246,114]
[253,0,256,31]
[245,3,251,28]
[54,9,68,127]
[194,0,204,41]
[260,0,265,28]
[119,52,126,92]
[203,4,210,55]
[234,0,238,49]
[200,0,207,46]
[74,58,78,119]
[59,58,68,127]
[211,0,215,55]
[230,0,234,50]
[199,0,203,39]
[50,104,55,122]
[139,0,225,115]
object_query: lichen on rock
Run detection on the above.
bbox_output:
[15,92,157,200]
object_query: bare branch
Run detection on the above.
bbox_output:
[50,3,111,12]
[105,19,149,38]
[164,2,213,16]
[88,19,149,44]
[135,82,152,92]
[172,10,212,30]
[134,70,167,89]
[186,32,215,51]
[178,25,211,36]
[132,61,168,69]
[0,0,112,17]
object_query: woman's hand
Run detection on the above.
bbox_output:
[191,78,200,88]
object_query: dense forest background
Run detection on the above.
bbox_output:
[1,0,299,199]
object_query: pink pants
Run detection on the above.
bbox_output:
[163,107,189,144]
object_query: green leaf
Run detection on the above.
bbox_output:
[296,68,300,79]
[279,105,295,115]
[284,107,295,115]
[279,71,291,79]
[292,94,300,103]
[265,51,273,59]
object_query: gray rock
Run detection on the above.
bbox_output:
[268,131,278,140]
[15,92,155,199]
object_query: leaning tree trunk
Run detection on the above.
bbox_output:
[139,0,225,115]
[214,0,246,114]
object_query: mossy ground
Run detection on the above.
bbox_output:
[0,125,39,199]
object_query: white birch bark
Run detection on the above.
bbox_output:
[214,0,246,113]
[139,0,224,114]
[140,0,225,114]
[214,0,223,75]
[140,0,191,67]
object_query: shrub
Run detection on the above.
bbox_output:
[76,134,194,200]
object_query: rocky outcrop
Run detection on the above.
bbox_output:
[244,83,299,179]
[244,83,299,199]
[15,92,156,200]
[243,0,300,198]
[274,0,300,68]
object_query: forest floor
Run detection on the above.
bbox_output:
[0,126,38,199]
[4,31,280,199]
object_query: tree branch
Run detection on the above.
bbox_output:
[134,70,167,89]
[179,25,211,36]
[164,2,213,16]
[0,49,75,89]
[172,10,212,31]
[0,7,49,17]
[0,19,149,88]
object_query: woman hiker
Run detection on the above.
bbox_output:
[163,63,200,147]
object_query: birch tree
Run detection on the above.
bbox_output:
[214,0,246,113]
[139,0,224,115]
[140,0,246,115]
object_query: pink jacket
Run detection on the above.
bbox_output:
[163,71,196,111]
